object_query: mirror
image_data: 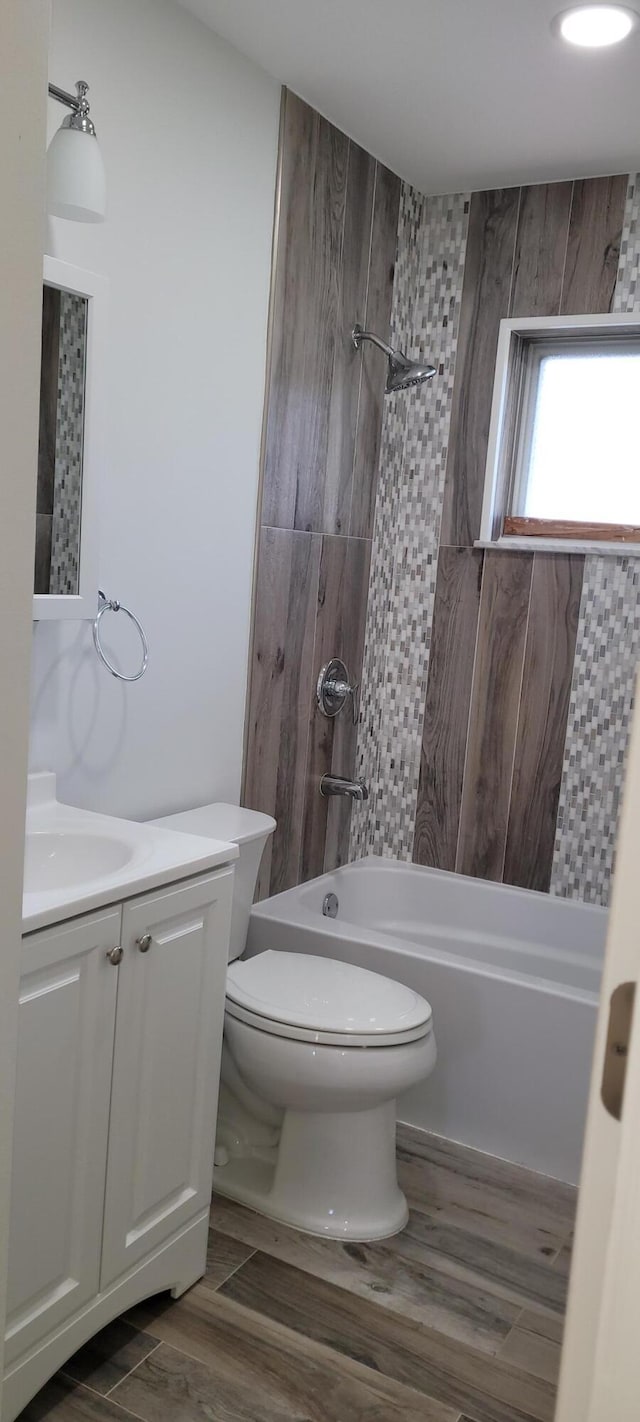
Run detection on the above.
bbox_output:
[36,285,88,597]
[34,258,106,621]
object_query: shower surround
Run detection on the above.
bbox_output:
[351,172,640,908]
[242,84,640,909]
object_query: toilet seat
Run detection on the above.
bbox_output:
[225,950,433,1048]
[224,998,432,1047]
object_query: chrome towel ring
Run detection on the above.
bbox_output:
[93,590,149,682]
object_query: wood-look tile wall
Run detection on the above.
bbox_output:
[414,174,628,890]
[242,91,400,894]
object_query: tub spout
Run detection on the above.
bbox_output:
[320,774,369,801]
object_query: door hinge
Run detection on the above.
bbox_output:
[601,981,636,1121]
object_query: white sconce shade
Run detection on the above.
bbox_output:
[47,125,106,223]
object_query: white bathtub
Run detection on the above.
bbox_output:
[246,857,608,1184]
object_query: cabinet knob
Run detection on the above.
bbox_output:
[106,945,124,965]
[137,933,152,953]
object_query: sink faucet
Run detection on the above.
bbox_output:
[320,774,369,802]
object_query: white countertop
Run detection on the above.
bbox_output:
[23,773,238,934]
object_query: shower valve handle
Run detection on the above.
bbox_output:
[316,659,359,725]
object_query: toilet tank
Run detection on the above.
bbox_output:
[150,804,276,962]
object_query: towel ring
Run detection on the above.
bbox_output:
[93,590,149,682]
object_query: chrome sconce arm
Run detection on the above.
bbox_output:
[48,80,96,133]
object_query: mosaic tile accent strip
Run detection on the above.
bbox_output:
[551,170,640,906]
[49,291,87,596]
[613,173,640,313]
[550,557,640,905]
[350,185,470,860]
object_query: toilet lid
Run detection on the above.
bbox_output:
[225,951,432,1039]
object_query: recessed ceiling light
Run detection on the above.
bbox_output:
[553,4,638,46]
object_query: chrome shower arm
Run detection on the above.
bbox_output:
[351,325,395,359]
[352,321,436,393]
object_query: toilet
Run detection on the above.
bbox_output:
[152,803,436,1240]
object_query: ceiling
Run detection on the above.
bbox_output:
[178,0,640,193]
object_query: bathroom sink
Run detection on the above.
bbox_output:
[23,831,135,893]
[21,771,238,932]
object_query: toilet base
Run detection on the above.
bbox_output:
[212,1099,409,1240]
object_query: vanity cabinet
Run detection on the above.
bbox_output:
[101,875,231,1284]
[4,867,232,1420]
[4,907,121,1367]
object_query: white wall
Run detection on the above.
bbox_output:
[29,0,280,819]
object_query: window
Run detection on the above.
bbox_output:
[481,316,640,549]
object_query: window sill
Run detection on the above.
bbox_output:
[474,537,640,558]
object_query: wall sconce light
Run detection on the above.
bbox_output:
[47,80,106,223]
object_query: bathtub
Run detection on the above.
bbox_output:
[246,857,608,1184]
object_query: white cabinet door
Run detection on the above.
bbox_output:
[100,869,233,1288]
[5,908,121,1365]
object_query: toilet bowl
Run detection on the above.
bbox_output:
[151,803,436,1240]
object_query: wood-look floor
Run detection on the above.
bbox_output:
[19,1126,576,1422]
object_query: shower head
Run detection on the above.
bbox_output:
[386,348,437,393]
[352,324,436,394]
